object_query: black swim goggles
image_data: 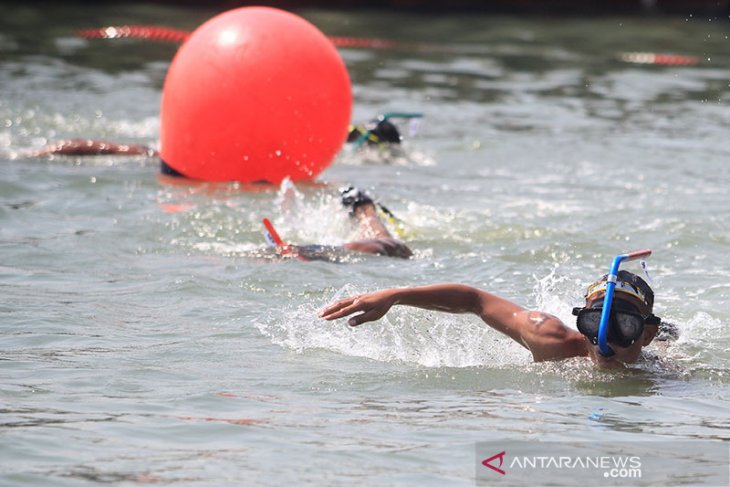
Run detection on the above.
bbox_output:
[573,300,661,348]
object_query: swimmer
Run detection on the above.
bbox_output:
[320,270,677,367]
[28,113,422,174]
[29,121,397,158]
[27,139,157,157]
[347,118,402,146]
[24,139,188,176]
[274,186,412,261]
[347,112,422,149]
[26,135,411,258]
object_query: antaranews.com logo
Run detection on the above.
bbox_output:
[475,440,729,486]
[481,450,641,479]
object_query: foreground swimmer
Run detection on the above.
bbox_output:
[320,269,676,367]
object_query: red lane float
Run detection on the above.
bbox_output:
[619,52,700,66]
[159,7,352,182]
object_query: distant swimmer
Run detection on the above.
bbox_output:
[347,112,422,149]
[267,186,412,261]
[347,118,402,146]
[321,256,678,368]
[28,135,411,259]
[25,139,188,176]
[28,139,157,157]
[28,112,423,175]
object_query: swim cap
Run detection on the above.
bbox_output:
[346,119,402,146]
[585,270,654,315]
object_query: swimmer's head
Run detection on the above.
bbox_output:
[369,119,401,144]
[347,119,402,146]
[584,270,654,315]
[583,270,678,344]
[576,270,664,366]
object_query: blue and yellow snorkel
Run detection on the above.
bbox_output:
[597,249,652,356]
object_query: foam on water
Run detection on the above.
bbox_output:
[256,284,531,368]
[665,312,730,381]
[340,143,436,167]
[270,179,355,244]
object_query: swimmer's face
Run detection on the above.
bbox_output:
[583,295,658,368]
[585,330,653,368]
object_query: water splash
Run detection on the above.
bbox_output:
[532,262,581,322]
[271,188,354,245]
[255,284,531,368]
[665,311,729,381]
[339,144,436,167]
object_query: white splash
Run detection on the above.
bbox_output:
[255,284,531,368]
[269,180,361,244]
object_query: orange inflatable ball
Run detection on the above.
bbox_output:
[159,7,352,183]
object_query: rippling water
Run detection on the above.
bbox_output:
[1,3,729,485]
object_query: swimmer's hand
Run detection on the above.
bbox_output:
[319,289,398,327]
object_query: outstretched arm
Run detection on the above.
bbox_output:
[319,284,586,362]
[31,139,157,157]
[320,283,520,329]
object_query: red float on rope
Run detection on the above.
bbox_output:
[619,52,700,66]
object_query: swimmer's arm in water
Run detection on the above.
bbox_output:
[342,237,412,259]
[319,284,586,362]
[31,139,157,157]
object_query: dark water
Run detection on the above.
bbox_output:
[1,3,729,485]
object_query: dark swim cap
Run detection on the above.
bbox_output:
[585,270,654,315]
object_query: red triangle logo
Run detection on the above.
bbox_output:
[482,451,506,475]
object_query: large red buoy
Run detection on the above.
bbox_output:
[159,7,352,183]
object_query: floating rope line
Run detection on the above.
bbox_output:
[77,25,398,50]
[77,25,191,43]
[76,25,705,66]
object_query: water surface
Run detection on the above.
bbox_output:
[1,3,729,485]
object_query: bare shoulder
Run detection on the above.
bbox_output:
[470,289,587,362]
[524,311,569,334]
[517,310,587,362]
